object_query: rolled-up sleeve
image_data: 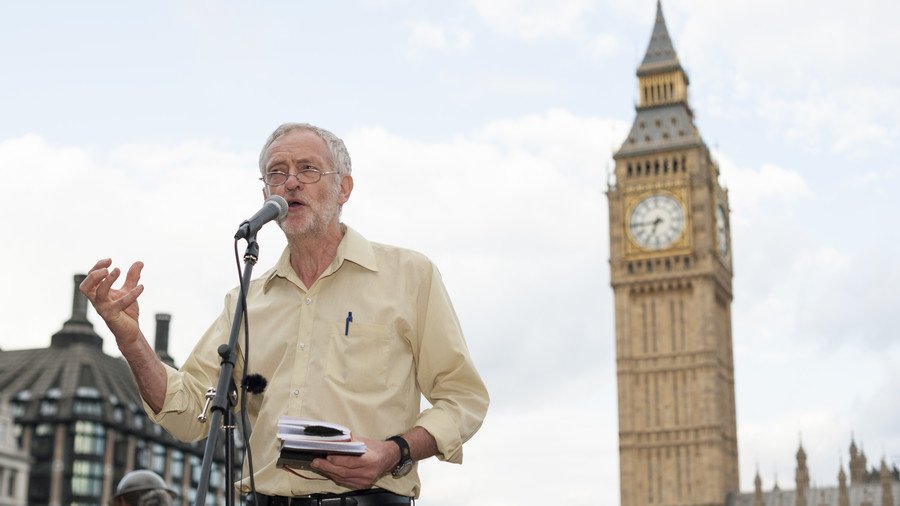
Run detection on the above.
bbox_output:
[143,302,238,443]
[412,262,489,463]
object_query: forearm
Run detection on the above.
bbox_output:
[401,426,438,463]
[119,334,168,413]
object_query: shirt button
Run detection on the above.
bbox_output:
[293,389,300,397]
[305,297,312,304]
[299,343,306,350]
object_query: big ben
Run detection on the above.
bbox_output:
[607,3,739,506]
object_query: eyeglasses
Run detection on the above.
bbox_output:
[259,166,339,186]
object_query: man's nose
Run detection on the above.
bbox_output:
[284,173,305,190]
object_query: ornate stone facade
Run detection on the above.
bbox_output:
[734,439,899,506]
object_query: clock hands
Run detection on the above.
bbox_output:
[631,217,665,230]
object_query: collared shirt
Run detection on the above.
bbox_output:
[145,225,489,498]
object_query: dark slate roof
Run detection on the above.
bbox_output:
[0,274,175,433]
[637,1,686,79]
[615,103,702,157]
[0,343,143,425]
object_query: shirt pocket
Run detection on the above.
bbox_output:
[325,322,392,393]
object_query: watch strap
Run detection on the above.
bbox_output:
[387,435,412,477]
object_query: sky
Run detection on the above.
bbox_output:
[1,0,899,504]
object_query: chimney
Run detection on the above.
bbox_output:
[154,313,176,368]
[51,274,103,348]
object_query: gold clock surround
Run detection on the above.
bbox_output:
[623,185,692,259]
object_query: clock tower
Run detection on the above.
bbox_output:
[607,2,739,505]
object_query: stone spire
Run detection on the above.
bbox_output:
[850,436,866,484]
[882,458,895,506]
[838,461,849,506]
[616,1,699,157]
[753,468,764,506]
[50,274,103,348]
[795,442,810,506]
[637,0,685,77]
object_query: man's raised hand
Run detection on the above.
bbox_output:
[79,259,145,349]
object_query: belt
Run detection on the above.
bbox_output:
[258,489,411,506]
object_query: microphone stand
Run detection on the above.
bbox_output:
[194,236,260,506]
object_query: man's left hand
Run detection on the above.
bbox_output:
[310,437,398,490]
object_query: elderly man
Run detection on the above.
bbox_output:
[81,123,489,505]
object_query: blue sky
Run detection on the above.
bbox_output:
[2,1,899,504]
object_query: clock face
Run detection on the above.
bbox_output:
[715,204,729,257]
[628,194,685,250]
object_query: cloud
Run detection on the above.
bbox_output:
[452,74,564,104]
[0,133,268,362]
[736,344,900,491]
[465,0,596,41]
[406,21,473,55]
[756,86,900,157]
[715,152,812,218]
[419,367,619,505]
[671,0,900,157]
[342,109,626,404]
[587,32,621,59]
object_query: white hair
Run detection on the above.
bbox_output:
[258,122,352,176]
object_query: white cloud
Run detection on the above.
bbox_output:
[715,153,812,216]
[756,87,900,157]
[672,0,900,157]
[587,32,621,59]
[407,21,473,55]
[452,74,564,103]
[465,0,596,41]
[419,367,619,506]
[0,134,268,362]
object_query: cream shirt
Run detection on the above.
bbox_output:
[145,225,489,498]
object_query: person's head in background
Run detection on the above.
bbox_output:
[109,469,177,506]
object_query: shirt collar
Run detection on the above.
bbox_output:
[263,224,378,291]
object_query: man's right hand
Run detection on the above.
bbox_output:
[79,258,146,350]
[80,258,167,413]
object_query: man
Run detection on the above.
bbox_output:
[81,123,489,505]
[109,469,176,506]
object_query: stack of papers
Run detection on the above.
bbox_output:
[276,416,366,470]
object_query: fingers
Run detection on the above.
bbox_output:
[114,283,145,311]
[79,259,145,309]
[123,261,144,291]
[80,258,113,298]
[95,265,122,300]
[311,453,381,490]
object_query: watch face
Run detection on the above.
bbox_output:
[393,459,413,478]
[628,193,685,250]
[715,204,729,257]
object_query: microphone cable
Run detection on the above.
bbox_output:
[234,237,259,504]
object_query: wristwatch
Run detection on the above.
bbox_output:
[387,435,413,478]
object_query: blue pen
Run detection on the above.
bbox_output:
[345,311,353,335]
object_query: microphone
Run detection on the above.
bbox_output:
[234,195,289,240]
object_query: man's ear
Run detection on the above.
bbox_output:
[338,174,354,205]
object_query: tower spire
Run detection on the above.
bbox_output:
[638,1,684,78]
